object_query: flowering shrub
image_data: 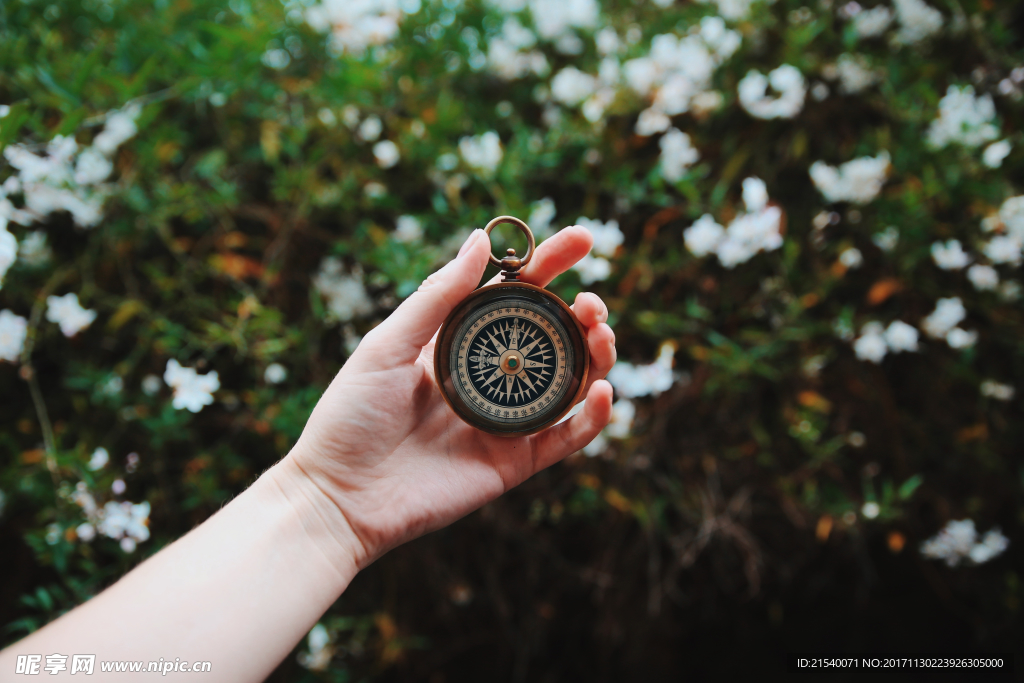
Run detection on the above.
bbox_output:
[1,0,1021,677]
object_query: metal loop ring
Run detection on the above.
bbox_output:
[483,216,536,269]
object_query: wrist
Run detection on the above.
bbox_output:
[262,452,368,581]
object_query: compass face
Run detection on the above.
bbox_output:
[448,296,575,428]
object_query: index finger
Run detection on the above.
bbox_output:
[483,225,594,288]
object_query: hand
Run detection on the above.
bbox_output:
[284,226,617,569]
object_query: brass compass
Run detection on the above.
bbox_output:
[434,216,590,437]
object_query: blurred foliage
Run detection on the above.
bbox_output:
[1,0,1023,679]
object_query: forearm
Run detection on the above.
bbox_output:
[0,453,360,681]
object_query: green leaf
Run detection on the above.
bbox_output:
[898,475,923,501]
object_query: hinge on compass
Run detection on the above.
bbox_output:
[500,248,522,282]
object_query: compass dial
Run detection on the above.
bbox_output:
[448,297,574,428]
[436,282,589,436]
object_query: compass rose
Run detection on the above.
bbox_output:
[468,317,555,406]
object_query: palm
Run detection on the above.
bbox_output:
[293,227,616,567]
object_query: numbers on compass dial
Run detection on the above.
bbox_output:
[451,300,572,423]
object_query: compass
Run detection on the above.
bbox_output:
[434,216,590,436]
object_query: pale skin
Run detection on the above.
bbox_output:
[0,226,617,681]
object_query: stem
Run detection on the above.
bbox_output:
[20,266,72,480]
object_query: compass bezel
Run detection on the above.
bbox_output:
[434,282,590,437]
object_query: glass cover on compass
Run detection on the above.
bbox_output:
[434,285,588,436]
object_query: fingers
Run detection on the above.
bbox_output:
[363,230,490,365]
[529,379,613,474]
[583,322,616,392]
[572,291,608,327]
[571,291,615,395]
[483,225,594,288]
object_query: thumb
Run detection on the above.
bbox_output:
[366,229,491,364]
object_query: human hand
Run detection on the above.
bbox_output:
[282,226,617,569]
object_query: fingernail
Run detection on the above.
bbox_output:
[457,229,484,259]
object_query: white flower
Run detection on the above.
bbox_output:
[141,374,162,396]
[88,447,109,471]
[605,399,636,439]
[852,5,893,38]
[487,18,549,80]
[96,500,151,544]
[304,0,413,56]
[76,523,96,542]
[527,198,557,236]
[0,224,17,286]
[738,65,806,120]
[839,247,863,269]
[623,25,739,126]
[697,0,755,21]
[742,177,768,212]
[893,0,943,45]
[262,48,291,70]
[458,131,503,175]
[945,327,977,349]
[884,320,919,352]
[317,108,337,127]
[834,54,877,94]
[854,322,888,363]
[921,297,966,338]
[372,140,400,168]
[357,115,382,142]
[872,226,899,252]
[312,257,374,322]
[46,293,97,337]
[969,529,1009,564]
[572,254,611,284]
[921,519,1008,567]
[575,217,623,257]
[364,181,386,198]
[0,309,27,362]
[809,152,890,204]
[998,195,1024,241]
[634,108,671,137]
[982,235,1022,265]
[982,140,1011,168]
[73,147,113,185]
[17,231,51,267]
[683,181,783,267]
[999,281,1021,301]
[699,16,741,60]
[861,501,880,519]
[967,264,999,291]
[607,343,676,398]
[550,67,597,106]
[93,107,140,156]
[658,128,700,182]
[298,623,333,671]
[394,215,423,243]
[71,483,98,518]
[342,105,361,129]
[163,359,220,413]
[120,537,137,553]
[715,206,784,268]
[926,86,998,149]
[264,363,287,384]
[683,215,726,257]
[111,479,126,495]
[527,0,598,41]
[980,380,1014,401]
[930,239,970,270]
[595,28,621,55]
